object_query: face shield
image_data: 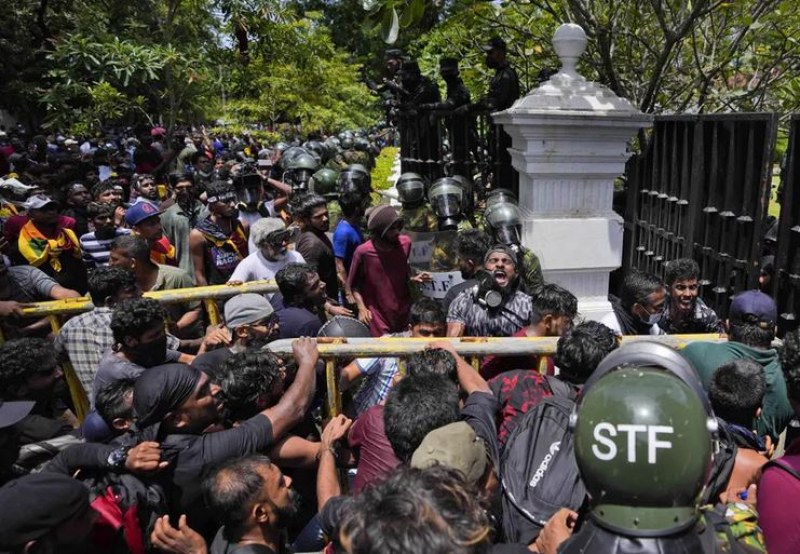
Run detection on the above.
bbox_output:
[485,202,522,245]
[291,169,313,191]
[429,179,464,230]
[397,177,426,205]
[486,188,518,210]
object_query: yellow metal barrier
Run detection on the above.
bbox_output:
[5,280,279,421]
[267,334,727,416]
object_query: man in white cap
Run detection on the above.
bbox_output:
[228,218,304,294]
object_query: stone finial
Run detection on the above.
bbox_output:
[553,24,587,79]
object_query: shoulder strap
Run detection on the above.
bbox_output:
[545,375,577,401]
[764,459,800,480]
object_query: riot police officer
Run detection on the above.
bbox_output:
[396,172,437,233]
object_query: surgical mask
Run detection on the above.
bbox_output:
[639,306,662,326]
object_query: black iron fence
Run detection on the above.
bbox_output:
[774,115,800,332]
[621,114,777,319]
[397,107,511,193]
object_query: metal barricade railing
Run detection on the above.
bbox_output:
[267,334,727,416]
[6,280,280,421]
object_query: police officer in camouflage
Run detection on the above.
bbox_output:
[396,173,437,233]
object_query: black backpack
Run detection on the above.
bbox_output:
[500,377,587,544]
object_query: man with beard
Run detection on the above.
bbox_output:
[92,297,192,405]
[293,192,338,300]
[61,182,92,236]
[600,269,666,336]
[442,229,492,312]
[446,245,533,337]
[190,180,249,286]
[109,235,203,339]
[201,454,303,554]
[130,173,162,208]
[14,194,88,294]
[0,338,74,445]
[348,205,431,337]
[658,258,723,334]
[229,218,305,289]
[273,263,327,339]
[191,293,280,376]
[162,173,209,279]
[125,201,178,266]
[79,202,131,269]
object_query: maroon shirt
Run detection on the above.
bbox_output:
[346,235,412,337]
[348,404,400,494]
[480,327,554,380]
[759,437,800,554]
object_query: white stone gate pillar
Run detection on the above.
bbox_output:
[492,24,652,321]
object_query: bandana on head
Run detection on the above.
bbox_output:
[133,363,201,429]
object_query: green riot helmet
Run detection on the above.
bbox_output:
[429,177,464,231]
[340,135,354,150]
[282,146,307,166]
[484,202,522,246]
[311,168,340,199]
[303,141,325,163]
[486,188,518,210]
[286,153,320,191]
[571,341,715,537]
[396,173,426,207]
[451,174,474,215]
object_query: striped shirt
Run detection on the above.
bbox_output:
[351,331,410,417]
[80,228,132,269]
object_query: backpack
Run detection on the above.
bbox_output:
[500,376,586,544]
[81,471,169,554]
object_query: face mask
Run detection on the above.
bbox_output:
[638,307,662,326]
[95,226,117,241]
[131,334,168,367]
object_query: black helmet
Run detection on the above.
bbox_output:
[353,137,370,152]
[396,172,426,206]
[318,316,372,338]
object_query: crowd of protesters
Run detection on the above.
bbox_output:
[0,123,798,554]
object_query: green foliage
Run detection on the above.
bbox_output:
[371,146,399,192]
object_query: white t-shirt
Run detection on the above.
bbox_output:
[228,249,305,295]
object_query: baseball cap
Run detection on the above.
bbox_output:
[410,421,488,486]
[0,399,34,428]
[24,194,58,211]
[0,473,91,549]
[224,293,275,329]
[482,37,507,52]
[728,290,777,327]
[124,201,163,227]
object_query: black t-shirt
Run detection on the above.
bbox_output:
[209,527,278,554]
[295,231,338,300]
[461,391,500,470]
[276,307,323,339]
[191,347,234,380]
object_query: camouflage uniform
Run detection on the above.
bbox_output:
[516,245,544,296]
[343,149,371,168]
[400,204,438,233]
[327,200,342,230]
[430,220,473,271]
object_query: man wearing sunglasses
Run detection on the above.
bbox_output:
[658,258,723,334]
[228,218,304,297]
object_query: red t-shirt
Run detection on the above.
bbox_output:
[346,236,412,337]
[480,327,554,380]
[348,405,400,493]
[759,437,800,554]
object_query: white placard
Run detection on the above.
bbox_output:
[419,271,465,299]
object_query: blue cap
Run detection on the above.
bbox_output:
[124,201,162,227]
[729,290,777,326]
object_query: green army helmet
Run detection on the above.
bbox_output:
[311,168,340,199]
[353,137,370,152]
[572,341,715,537]
[396,172,426,206]
[286,152,320,191]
